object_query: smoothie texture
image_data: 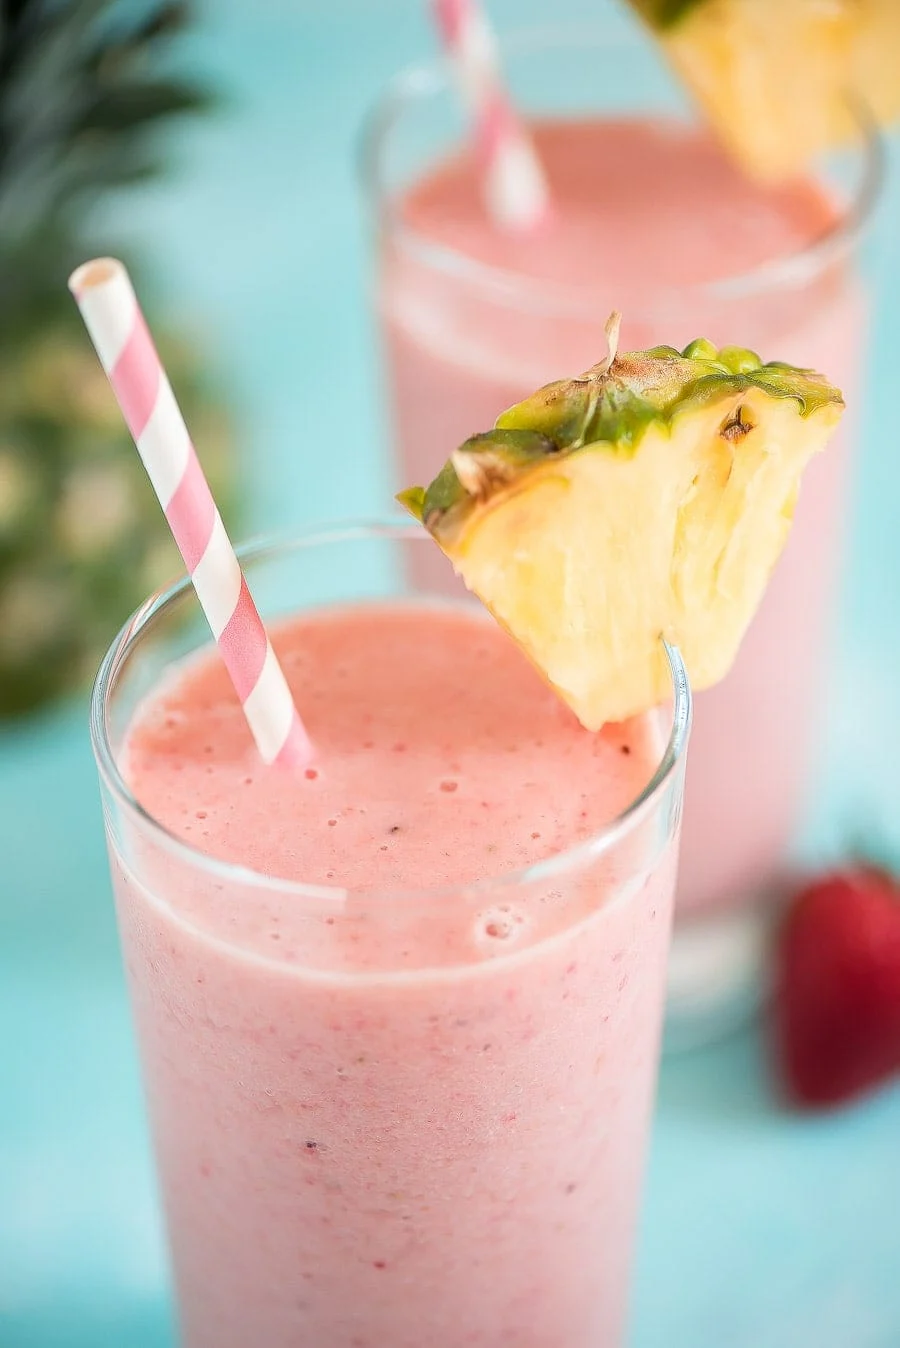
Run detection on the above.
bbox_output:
[380,115,865,915]
[114,602,681,1348]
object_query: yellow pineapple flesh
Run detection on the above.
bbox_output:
[628,0,900,181]
[399,317,844,729]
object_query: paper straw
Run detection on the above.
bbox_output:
[433,0,551,231]
[69,258,312,769]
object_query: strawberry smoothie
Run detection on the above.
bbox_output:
[99,568,688,1348]
[375,113,871,929]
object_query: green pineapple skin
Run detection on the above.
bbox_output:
[399,338,844,533]
[628,0,707,28]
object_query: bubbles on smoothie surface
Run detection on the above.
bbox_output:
[125,604,656,889]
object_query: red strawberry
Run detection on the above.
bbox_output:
[773,866,900,1108]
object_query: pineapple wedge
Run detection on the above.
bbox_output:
[628,0,900,181]
[399,315,843,729]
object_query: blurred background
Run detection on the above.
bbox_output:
[1,0,899,1344]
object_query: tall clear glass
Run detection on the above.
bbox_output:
[91,522,690,1348]
[363,23,883,1038]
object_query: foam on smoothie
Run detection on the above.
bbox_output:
[125,603,658,891]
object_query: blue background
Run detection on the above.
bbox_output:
[2,2,899,1344]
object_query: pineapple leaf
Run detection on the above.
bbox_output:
[0,0,215,252]
[103,1,190,48]
[2,1,32,26]
[76,77,211,133]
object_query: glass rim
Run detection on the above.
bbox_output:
[90,518,692,904]
[359,20,885,315]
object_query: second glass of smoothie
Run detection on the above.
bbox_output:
[364,20,882,1038]
[93,522,691,1348]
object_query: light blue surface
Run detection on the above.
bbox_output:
[3,2,900,1344]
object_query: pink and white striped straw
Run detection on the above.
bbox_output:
[433,0,551,231]
[69,258,313,769]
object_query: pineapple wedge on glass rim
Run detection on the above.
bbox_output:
[399,314,844,730]
[626,0,900,182]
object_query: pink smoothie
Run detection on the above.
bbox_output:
[112,602,681,1348]
[379,116,866,917]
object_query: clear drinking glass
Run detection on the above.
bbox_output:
[362,21,883,1040]
[91,521,690,1348]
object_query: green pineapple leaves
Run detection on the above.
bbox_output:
[0,0,215,323]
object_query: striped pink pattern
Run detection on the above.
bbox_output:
[432,0,550,231]
[164,452,217,574]
[69,259,312,769]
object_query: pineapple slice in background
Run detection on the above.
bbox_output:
[400,315,843,729]
[627,0,900,181]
